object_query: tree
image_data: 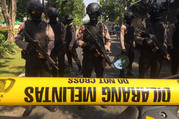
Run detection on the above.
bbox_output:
[16,0,28,21]
[99,0,136,23]
[1,0,17,43]
[49,0,85,26]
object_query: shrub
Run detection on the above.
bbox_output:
[0,31,17,57]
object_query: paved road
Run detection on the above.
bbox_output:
[0,35,176,119]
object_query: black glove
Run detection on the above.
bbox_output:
[121,49,127,55]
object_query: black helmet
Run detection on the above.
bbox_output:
[149,8,163,22]
[86,3,101,16]
[47,7,58,17]
[27,0,44,14]
[65,14,74,21]
[124,11,134,21]
[124,11,134,25]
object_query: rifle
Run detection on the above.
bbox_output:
[149,34,169,59]
[22,30,59,70]
[85,28,112,66]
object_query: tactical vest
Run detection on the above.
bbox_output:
[66,24,76,45]
[24,20,49,53]
[83,22,105,53]
[50,22,64,48]
[149,21,165,47]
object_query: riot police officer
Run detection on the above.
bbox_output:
[77,3,111,78]
[15,1,54,77]
[15,1,57,116]
[47,7,66,77]
[138,9,170,78]
[120,12,135,76]
[64,14,81,71]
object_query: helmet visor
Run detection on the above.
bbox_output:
[31,10,42,15]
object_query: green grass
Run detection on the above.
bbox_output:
[0,49,25,77]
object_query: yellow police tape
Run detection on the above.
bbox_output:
[145,116,154,119]
[0,77,179,106]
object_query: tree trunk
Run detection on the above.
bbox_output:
[1,0,17,43]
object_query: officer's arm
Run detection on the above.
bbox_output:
[120,25,126,50]
[103,24,111,51]
[15,23,29,50]
[46,24,55,55]
[77,25,86,47]
[162,24,171,60]
[69,25,76,48]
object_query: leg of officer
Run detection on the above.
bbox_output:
[139,56,150,78]
[127,46,134,75]
[150,58,161,78]
[25,59,40,77]
[82,54,93,77]
[66,47,73,69]
[50,50,58,77]
[58,52,65,77]
[72,49,82,71]
[94,57,105,78]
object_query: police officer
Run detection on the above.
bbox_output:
[15,1,56,116]
[64,14,82,71]
[138,9,170,78]
[120,12,135,76]
[47,7,66,77]
[171,10,179,75]
[77,3,111,78]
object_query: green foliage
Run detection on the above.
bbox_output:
[0,9,4,23]
[16,0,85,25]
[99,0,136,23]
[55,0,85,26]
[16,0,28,21]
[0,31,17,57]
[0,50,25,77]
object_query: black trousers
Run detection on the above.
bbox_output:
[66,47,81,70]
[139,50,162,78]
[82,53,106,78]
[51,49,65,77]
[126,45,134,72]
[25,57,52,77]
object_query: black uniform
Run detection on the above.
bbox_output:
[139,20,167,78]
[77,3,111,78]
[15,1,57,116]
[120,12,135,76]
[47,7,66,77]
[15,14,54,77]
[65,23,81,71]
[124,24,135,74]
[50,22,66,76]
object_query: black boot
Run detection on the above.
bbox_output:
[44,106,57,112]
[23,106,35,117]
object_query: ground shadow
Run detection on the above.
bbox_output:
[0,106,22,112]
[0,114,43,119]
[58,106,138,119]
